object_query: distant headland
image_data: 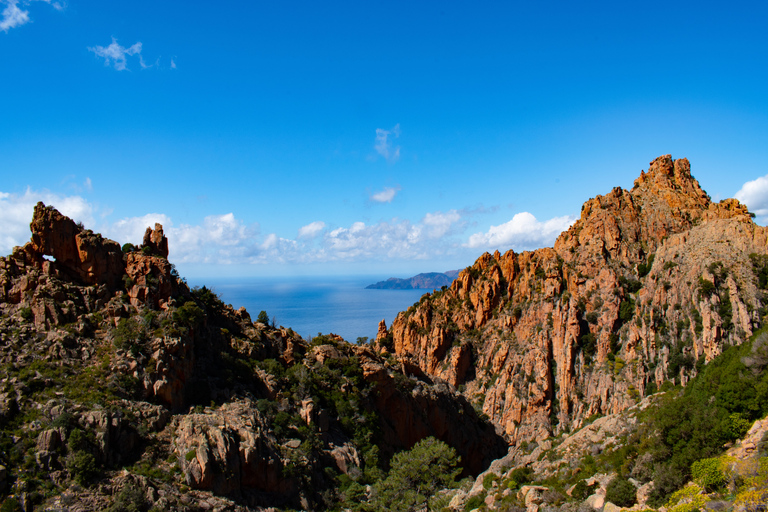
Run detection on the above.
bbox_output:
[365,270,460,290]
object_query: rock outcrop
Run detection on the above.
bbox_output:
[29,202,124,289]
[384,155,768,443]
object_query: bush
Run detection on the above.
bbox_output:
[691,457,728,492]
[698,278,716,298]
[257,310,270,324]
[605,476,637,507]
[370,437,461,511]
[107,483,150,512]
[68,450,98,485]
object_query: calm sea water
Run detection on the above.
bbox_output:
[188,276,430,342]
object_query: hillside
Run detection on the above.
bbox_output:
[2,154,768,511]
[0,204,504,510]
[365,271,460,290]
[377,155,768,444]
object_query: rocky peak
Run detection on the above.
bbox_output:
[386,155,768,445]
[142,223,169,259]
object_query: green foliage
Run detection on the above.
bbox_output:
[637,254,655,278]
[19,307,33,322]
[68,450,98,485]
[717,290,733,332]
[173,301,204,328]
[113,317,147,355]
[605,476,637,507]
[619,275,642,293]
[0,498,22,512]
[107,483,150,512]
[191,286,223,312]
[368,437,461,512]
[690,457,727,492]
[483,472,498,489]
[698,277,716,298]
[644,329,768,505]
[619,298,635,323]
[750,253,768,289]
[121,243,135,253]
[571,479,597,501]
[580,332,597,363]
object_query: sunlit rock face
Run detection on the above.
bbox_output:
[384,155,768,444]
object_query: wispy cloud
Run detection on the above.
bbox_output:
[298,221,326,238]
[89,37,146,71]
[1,0,29,31]
[466,212,576,251]
[735,175,768,223]
[0,0,63,33]
[370,186,400,203]
[374,123,401,163]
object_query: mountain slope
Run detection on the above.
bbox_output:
[378,155,768,443]
[0,203,504,510]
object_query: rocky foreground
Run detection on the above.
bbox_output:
[0,155,766,512]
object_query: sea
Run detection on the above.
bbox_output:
[187,276,431,342]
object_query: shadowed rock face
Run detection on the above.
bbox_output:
[381,155,768,444]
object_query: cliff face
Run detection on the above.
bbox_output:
[381,155,768,443]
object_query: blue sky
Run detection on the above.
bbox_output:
[2,1,768,278]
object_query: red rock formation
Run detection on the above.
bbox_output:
[387,155,768,444]
[29,202,124,288]
[142,223,169,259]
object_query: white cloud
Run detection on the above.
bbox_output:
[298,221,326,238]
[0,0,29,31]
[84,177,93,192]
[422,210,462,238]
[1,186,547,270]
[370,186,400,203]
[170,58,177,69]
[735,175,768,222]
[0,0,63,32]
[374,124,401,163]
[0,188,95,254]
[466,212,577,251]
[89,37,144,71]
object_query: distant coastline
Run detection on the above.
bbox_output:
[365,270,460,290]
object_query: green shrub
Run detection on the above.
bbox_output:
[107,483,150,512]
[19,307,33,322]
[68,450,98,485]
[691,457,727,492]
[638,254,655,278]
[0,498,22,512]
[698,277,716,298]
[605,476,636,507]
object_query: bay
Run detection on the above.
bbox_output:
[188,276,430,342]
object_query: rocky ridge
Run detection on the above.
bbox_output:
[0,202,504,510]
[379,155,768,444]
